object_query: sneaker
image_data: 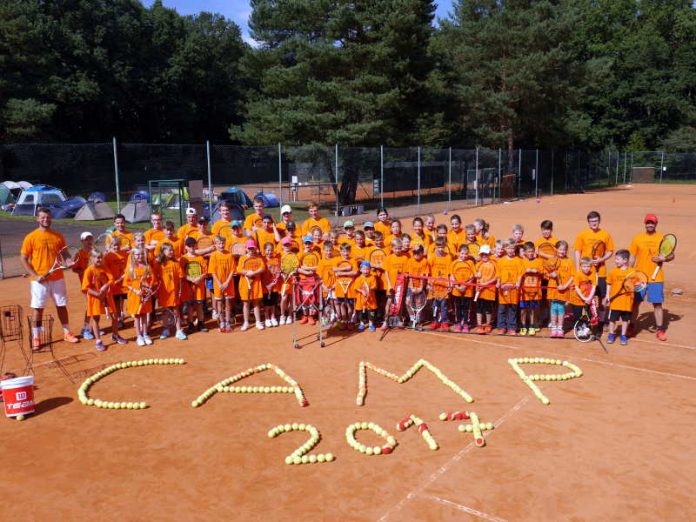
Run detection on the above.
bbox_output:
[95,340,106,352]
[452,324,463,333]
[83,328,95,340]
[111,334,128,345]
[256,322,265,330]
[483,325,493,334]
[606,333,616,344]
[556,328,565,338]
[519,328,527,336]
[31,336,41,351]
[428,322,440,330]
[143,335,153,345]
[219,322,226,333]
[136,336,146,347]
[656,329,667,341]
[212,309,219,321]
[439,322,450,331]
[63,331,79,343]
[299,316,309,324]
[620,335,628,345]
[265,319,272,328]
[240,322,250,331]
[285,316,293,325]
[270,318,279,327]
[369,324,376,332]
[472,326,484,334]
[461,325,470,333]
[379,323,388,331]
[175,330,188,340]
[160,328,171,340]
[528,327,537,336]
[279,316,286,326]
[357,323,366,332]
[498,328,507,335]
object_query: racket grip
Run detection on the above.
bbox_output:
[651,264,661,280]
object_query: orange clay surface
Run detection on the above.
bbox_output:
[1,184,695,520]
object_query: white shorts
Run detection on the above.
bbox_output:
[30,278,68,309]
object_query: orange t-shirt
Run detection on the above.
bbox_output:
[301,217,331,237]
[574,228,615,277]
[177,223,198,241]
[569,268,597,307]
[405,256,430,291]
[383,253,409,292]
[546,257,575,302]
[354,274,378,311]
[180,255,208,301]
[123,264,157,315]
[81,265,115,317]
[374,221,391,238]
[21,228,67,282]
[154,259,183,307]
[237,254,265,301]
[493,256,523,305]
[520,257,544,302]
[606,267,634,312]
[629,232,665,283]
[451,259,476,298]
[208,251,236,299]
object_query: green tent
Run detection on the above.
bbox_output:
[0,185,14,206]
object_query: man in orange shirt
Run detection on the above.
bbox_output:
[20,208,80,348]
[301,201,331,239]
[243,197,266,238]
[177,207,199,240]
[629,214,675,341]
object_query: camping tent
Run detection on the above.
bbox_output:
[121,200,150,223]
[74,201,116,221]
[0,184,14,207]
[12,185,67,216]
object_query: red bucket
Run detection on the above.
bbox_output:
[1,376,35,418]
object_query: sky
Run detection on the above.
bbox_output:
[141,0,455,45]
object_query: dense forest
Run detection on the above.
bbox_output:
[1,0,694,151]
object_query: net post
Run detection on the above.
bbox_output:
[206,140,213,218]
[448,146,452,209]
[278,143,283,217]
[335,144,339,228]
[475,146,479,207]
[659,150,664,183]
[380,145,384,209]
[417,146,421,212]
[112,137,121,213]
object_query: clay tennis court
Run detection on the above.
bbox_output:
[1,184,694,520]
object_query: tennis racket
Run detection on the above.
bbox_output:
[336,260,354,296]
[451,260,474,294]
[608,270,648,303]
[280,253,300,295]
[591,240,606,264]
[196,235,214,252]
[520,272,540,301]
[474,263,497,301]
[241,256,264,291]
[230,241,247,257]
[136,276,159,315]
[538,241,558,270]
[369,248,386,275]
[218,224,233,241]
[302,252,320,271]
[185,260,203,281]
[94,232,114,250]
[577,280,598,324]
[651,233,677,280]
[263,257,281,290]
[40,246,80,281]
[406,289,428,329]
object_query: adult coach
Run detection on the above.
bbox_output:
[301,201,331,240]
[574,210,615,319]
[20,207,80,349]
[177,207,199,240]
[629,214,674,341]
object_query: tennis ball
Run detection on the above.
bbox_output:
[325,453,335,461]
[439,412,448,421]
[317,454,326,463]
[308,454,317,464]
[16,414,25,421]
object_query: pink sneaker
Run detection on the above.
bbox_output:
[452,324,463,333]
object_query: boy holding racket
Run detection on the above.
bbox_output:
[545,240,574,337]
[354,261,378,331]
[628,214,675,341]
[296,236,320,325]
[73,231,96,339]
[519,242,543,335]
[81,250,127,350]
[494,240,525,335]
[569,257,598,324]
[208,235,236,332]
[451,244,476,333]
[262,241,281,327]
[403,245,429,329]
[574,211,615,319]
[428,238,453,330]
[605,250,635,345]
[380,238,409,330]
[332,243,358,329]
[238,239,266,331]
[243,197,266,238]
[473,245,497,334]
[181,237,208,333]
[278,237,299,325]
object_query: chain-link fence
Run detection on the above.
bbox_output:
[1,142,695,276]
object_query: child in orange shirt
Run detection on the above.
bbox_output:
[570,257,598,324]
[154,242,187,340]
[380,238,409,330]
[404,245,429,327]
[354,261,378,331]
[74,232,96,339]
[605,250,635,346]
[208,235,236,332]
[262,241,281,327]
[474,245,498,333]
[428,238,453,330]
[495,240,525,335]
[238,240,266,331]
[181,237,208,333]
[124,248,157,346]
[278,237,298,325]
[519,242,543,335]
[81,250,126,350]
[545,240,575,338]
[332,243,358,329]
[103,236,128,329]
[452,244,476,333]
[410,217,429,249]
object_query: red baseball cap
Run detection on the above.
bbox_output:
[644,214,658,224]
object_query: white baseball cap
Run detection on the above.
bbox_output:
[479,245,491,254]
[186,207,197,216]
[280,204,293,215]
[80,232,93,241]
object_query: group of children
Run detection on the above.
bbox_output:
[70,200,639,350]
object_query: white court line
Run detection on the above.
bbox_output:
[421,331,696,382]
[416,494,508,522]
[631,337,696,351]
[379,397,529,521]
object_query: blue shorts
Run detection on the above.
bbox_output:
[635,282,664,304]
[550,300,565,316]
[336,297,354,305]
[519,300,540,310]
